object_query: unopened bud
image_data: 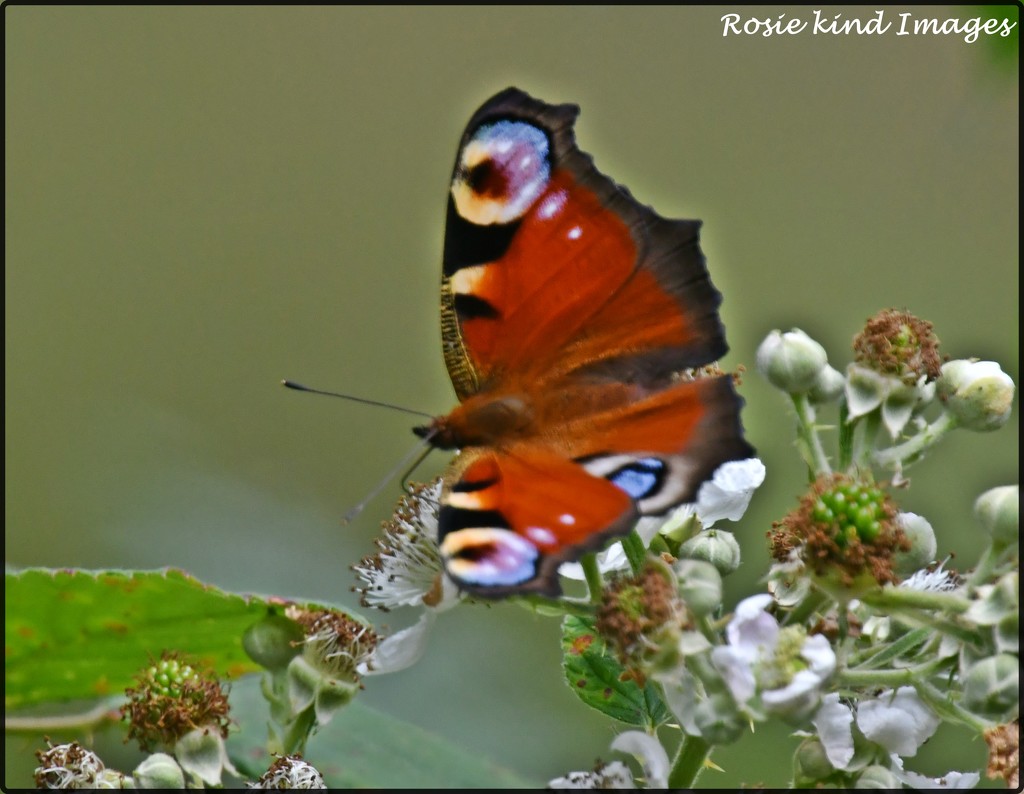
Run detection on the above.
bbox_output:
[963,654,1019,720]
[678,530,741,575]
[757,329,829,393]
[937,360,1015,432]
[974,485,1019,547]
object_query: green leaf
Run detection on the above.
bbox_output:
[4,568,352,710]
[227,676,540,788]
[561,614,669,728]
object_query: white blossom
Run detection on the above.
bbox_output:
[711,594,835,719]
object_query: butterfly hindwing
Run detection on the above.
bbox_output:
[428,88,754,597]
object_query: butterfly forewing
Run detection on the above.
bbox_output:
[431,87,754,597]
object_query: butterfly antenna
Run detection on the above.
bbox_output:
[341,431,438,524]
[281,380,434,419]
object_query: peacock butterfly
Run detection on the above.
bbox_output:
[415,87,753,598]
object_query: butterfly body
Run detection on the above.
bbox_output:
[425,88,753,597]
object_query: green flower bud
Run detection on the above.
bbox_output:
[674,559,723,616]
[243,614,305,672]
[892,512,937,575]
[678,530,741,575]
[693,691,745,745]
[808,364,846,404]
[756,329,829,393]
[937,359,1015,432]
[962,654,1019,720]
[792,737,835,784]
[974,485,1019,547]
[132,753,185,789]
[855,765,902,789]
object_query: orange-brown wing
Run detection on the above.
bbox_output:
[438,375,752,597]
[438,446,636,597]
[440,87,727,400]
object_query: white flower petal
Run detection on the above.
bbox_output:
[726,594,779,656]
[652,667,703,736]
[845,363,891,419]
[358,612,435,675]
[610,731,669,789]
[812,694,855,770]
[881,382,918,438]
[711,646,757,705]
[889,754,980,789]
[856,687,939,757]
[695,458,766,525]
[762,669,824,716]
[801,633,837,677]
[559,519,663,580]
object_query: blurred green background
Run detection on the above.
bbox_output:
[5,5,1017,788]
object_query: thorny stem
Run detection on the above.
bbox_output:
[667,734,714,789]
[872,411,957,471]
[790,393,832,477]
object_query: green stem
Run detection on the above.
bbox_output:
[838,654,953,688]
[516,594,595,617]
[966,541,1009,589]
[281,705,317,756]
[667,734,714,789]
[872,411,957,471]
[837,399,854,471]
[860,586,969,614]
[580,552,604,604]
[791,393,832,477]
[860,603,982,646]
[621,528,648,576]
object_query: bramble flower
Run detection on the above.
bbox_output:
[769,474,908,591]
[548,731,670,789]
[33,740,124,789]
[352,479,450,611]
[248,754,327,789]
[852,309,942,386]
[937,359,1015,432]
[285,606,378,724]
[843,309,942,438]
[595,562,688,683]
[351,478,462,675]
[711,594,836,721]
[547,761,636,789]
[121,651,232,750]
[120,651,235,786]
[756,328,829,393]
